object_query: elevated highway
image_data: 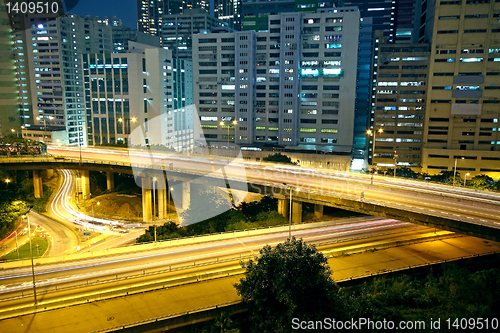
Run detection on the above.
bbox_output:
[0,146,500,241]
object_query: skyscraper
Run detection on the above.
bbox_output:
[11,12,113,146]
[193,9,360,151]
[0,0,21,138]
[421,0,500,179]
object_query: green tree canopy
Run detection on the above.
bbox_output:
[262,153,296,165]
[466,174,495,190]
[234,237,342,332]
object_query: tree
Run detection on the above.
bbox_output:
[262,153,297,165]
[431,170,462,185]
[466,174,495,190]
[234,237,343,332]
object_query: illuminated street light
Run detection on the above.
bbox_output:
[152,177,157,242]
[219,120,237,147]
[366,128,383,171]
[5,179,10,184]
[453,157,465,187]
[464,173,470,187]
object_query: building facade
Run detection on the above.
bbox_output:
[193,9,360,152]
[83,42,193,148]
[0,0,21,138]
[372,36,430,171]
[112,25,161,53]
[421,0,500,179]
[162,9,229,59]
[241,0,336,32]
[10,11,113,147]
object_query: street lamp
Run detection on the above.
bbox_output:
[152,177,157,242]
[286,186,300,238]
[167,187,173,220]
[25,206,37,306]
[464,173,470,187]
[393,150,398,177]
[220,120,237,147]
[453,157,464,187]
[11,128,19,138]
[5,179,10,184]
[91,201,100,222]
[366,128,383,171]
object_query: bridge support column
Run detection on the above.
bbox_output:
[278,199,289,219]
[142,177,152,222]
[43,169,54,179]
[33,170,43,199]
[182,182,191,210]
[314,204,324,219]
[292,201,302,224]
[106,171,114,191]
[158,188,167,220]
[81,170,90,200]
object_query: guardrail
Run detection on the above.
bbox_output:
[0,224,443,305]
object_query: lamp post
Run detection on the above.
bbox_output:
[220,120,237,147]
[366,128,383,172]
[167,187,173,220]
[152,177,157,242]
[91,201,100,222]
[393,150,398,177]
[464,173,470,187]
[36,116,53,141]
[21,125,26,139]
[25,207,37,306]
[286,186,300,238]
[453,157,464,187]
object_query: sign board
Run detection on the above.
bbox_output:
[83,232,91,236]
[41,144,47,154]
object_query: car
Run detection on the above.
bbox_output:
[119,229,129,233]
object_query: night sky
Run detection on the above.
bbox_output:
[70,0,138,29]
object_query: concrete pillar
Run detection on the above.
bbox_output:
[278,198,289,219]
[314,204,324,219]
[142,177,152,222]
[81,170,90,200]
[33,170,43,199]
[43,169,54,179]
[106,171,114,191]
[158,188,167,219]
[182,182,191,210]
[292,201,302,224]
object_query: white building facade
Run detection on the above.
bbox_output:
[83,42,193,149]
[192,8,360,152]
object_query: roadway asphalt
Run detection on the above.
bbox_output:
[1,235,499,333]
[46,146,500,230]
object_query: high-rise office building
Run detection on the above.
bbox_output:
[0,0,21,138]
[338,0,424,43]
[372,34,430,170]
[241,0,336,31]
[193,9,360,152]
[112,25,161,53]
[162,9,229,59]
[83,42,193,148]
[18,14,113,147]
[421,0,500,179]
[9,6,113,147]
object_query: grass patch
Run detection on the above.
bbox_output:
[1,236,48,261]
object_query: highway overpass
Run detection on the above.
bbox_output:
[0,146,500,241]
